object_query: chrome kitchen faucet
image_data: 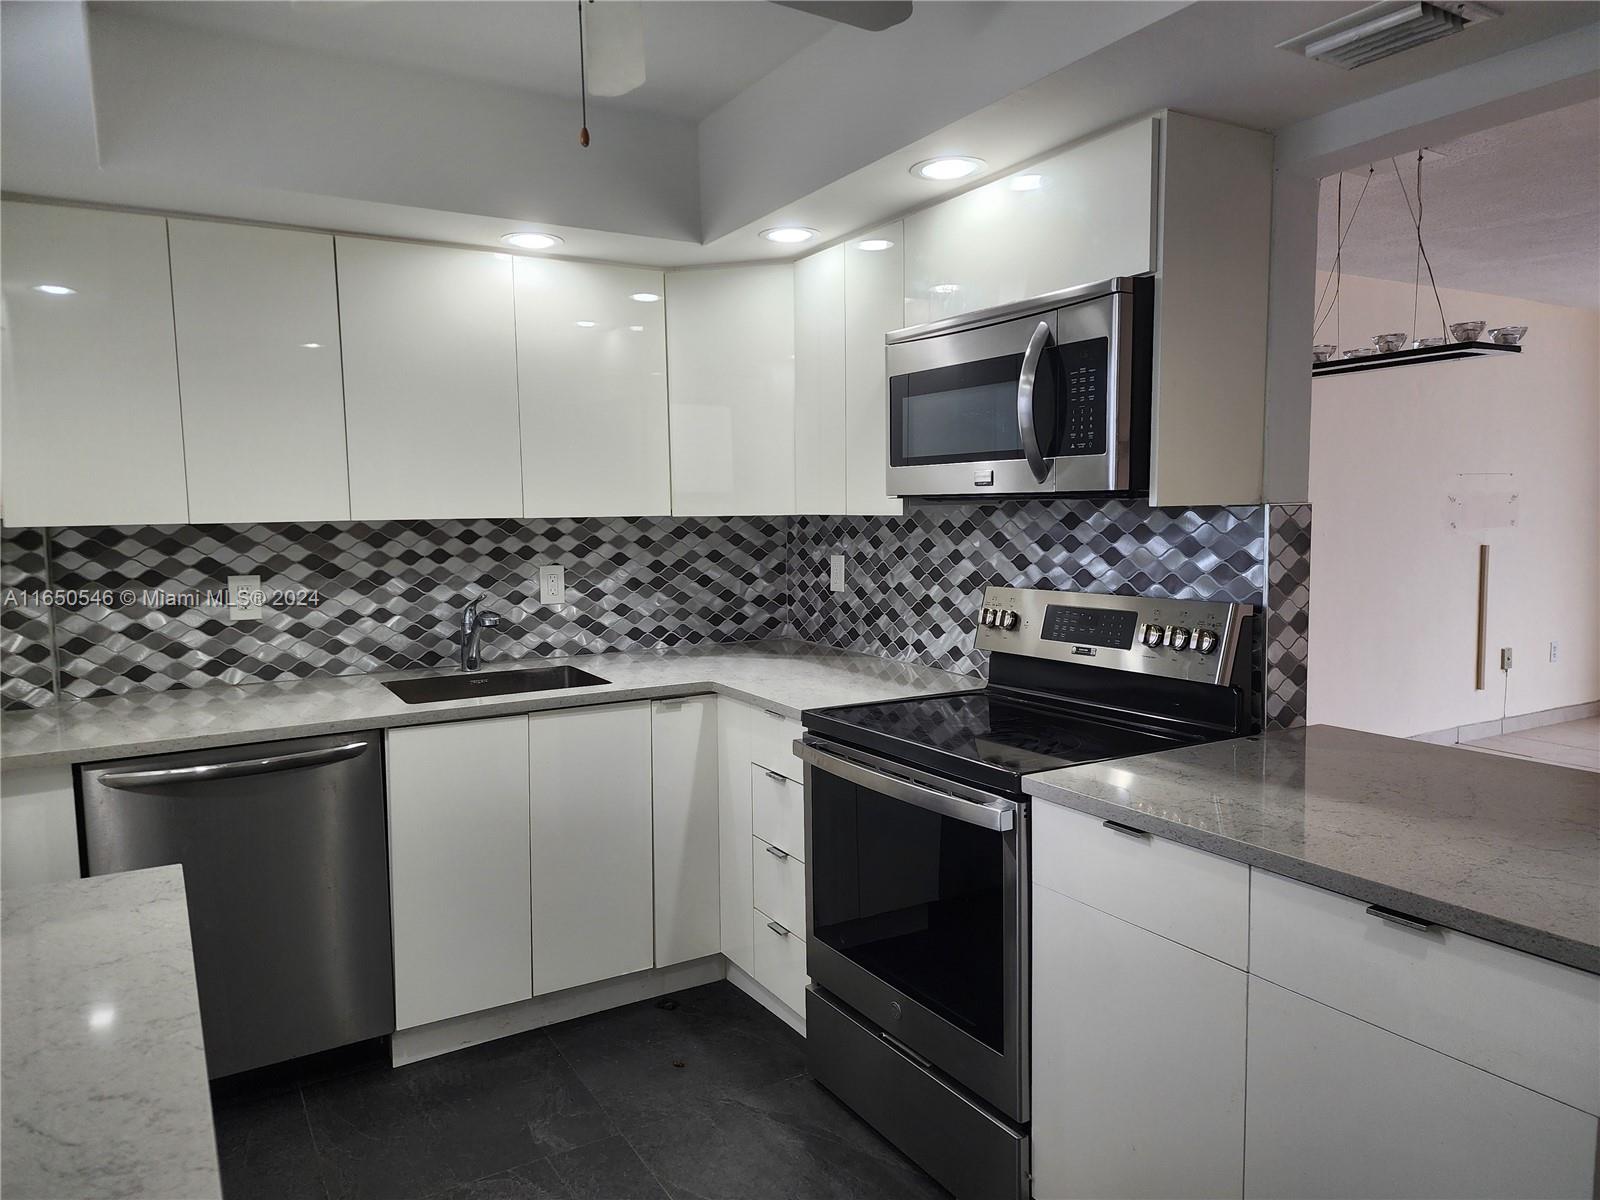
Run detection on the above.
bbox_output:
[459,597,503,671]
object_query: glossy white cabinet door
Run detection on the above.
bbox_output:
[843,223,904,516]
[903,119,1157,326]
[1245,976,1597,1200]
[514,257,670,517]
[387,718,532,1029]
[1032,885,1246,1200]
[717,700,755,973]
[337,238,522,519]
[651,696,720,967]
[1,202,189,526]
[0,765,80,890]
[168,220,350,523]
[529,703,655,995]
[793,244,846,514]
[666,265,795,516]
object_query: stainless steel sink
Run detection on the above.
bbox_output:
[383,666,609,705]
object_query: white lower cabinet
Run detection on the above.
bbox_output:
[752,905,807,1014]
[1031,883,1246,1200]
[0,765,80,890]
[387,718,532,1029]
[650,697,720,967]
[1245,976,1598,1200]
[717,701,756,974]
[528,704,655,995]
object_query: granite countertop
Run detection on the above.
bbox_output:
[1024,724,1600,973]
[0,640,980,770]
[2,866,220,1200]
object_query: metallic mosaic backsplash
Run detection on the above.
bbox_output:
[788,500,1268,679]
[2,518,788,705]
[2,503,1310,727]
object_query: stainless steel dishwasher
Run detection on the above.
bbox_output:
[80,731,394,1078]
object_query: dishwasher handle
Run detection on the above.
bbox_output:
[96,741,371,790]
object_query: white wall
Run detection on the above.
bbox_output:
[1308,274,1599,737]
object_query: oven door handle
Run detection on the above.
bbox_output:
[796,741,1016,832]
[1017,319,1054,484]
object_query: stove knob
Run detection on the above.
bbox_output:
[1168,627,1192,652]
[1001,611,1020,631]
[1194,629,1219,655]
[1141,623,1166,648]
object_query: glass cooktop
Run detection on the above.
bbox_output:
[804,689,1197,794]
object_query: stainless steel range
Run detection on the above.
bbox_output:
[797,586,1256,1200]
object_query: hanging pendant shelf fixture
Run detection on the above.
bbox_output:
[1312,340,1520,377]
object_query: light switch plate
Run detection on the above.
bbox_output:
[829,554,846,594]
[228,574,262,620]
[539,565,565,606]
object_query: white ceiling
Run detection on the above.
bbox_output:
[104,1,834,122]
[1316,98,1600,310]
[4,1,1598,268]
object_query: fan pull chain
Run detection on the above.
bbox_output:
[577,0,591,148]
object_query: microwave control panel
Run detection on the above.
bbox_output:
[1052,337,1108,457]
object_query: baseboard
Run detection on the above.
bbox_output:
[726,962,807,1037]
[1414,700,1598,746]
[389,955,726,1067]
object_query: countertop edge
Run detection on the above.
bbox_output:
[1024,778,1600,976]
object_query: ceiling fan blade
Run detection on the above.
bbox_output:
[772,1,913,32]
[584,0,646,98]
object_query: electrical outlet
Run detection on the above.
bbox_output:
[228,574,262,621]
[829,554,846,594]
[539,564,565,605]
[1549,641,1559,663]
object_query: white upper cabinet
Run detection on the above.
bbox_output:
[515,258,670,518]
[793,244,846,515]
[168,220,350,523]
[337,238,523,520]
[666,264,795,516]
[1,202,189,527]
[903,119,1157,327]
[843,223,905,516]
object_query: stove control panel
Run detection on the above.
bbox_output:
[974,586,1252,686]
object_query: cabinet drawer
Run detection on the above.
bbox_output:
[753,837,805,935]
[748,706,803,782]
[1250,870,1600,1115]
[1032,801,1248,968]
[751,764,805,859]
[752,905,807,1014]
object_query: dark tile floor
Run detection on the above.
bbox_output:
[212,981,951,1200]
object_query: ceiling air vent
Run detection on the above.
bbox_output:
[1278,2,1498,70]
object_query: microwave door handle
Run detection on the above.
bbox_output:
[1017,319,1054,483]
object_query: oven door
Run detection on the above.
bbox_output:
[885,293,1129,498]
[799,737,1028,1123]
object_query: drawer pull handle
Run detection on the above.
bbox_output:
[1102,819,1151,841]
[764,844,790,861]
[1366,904,1435,934]
[762,768,790,784]
[766,920,791,938]
[763,708,786,720]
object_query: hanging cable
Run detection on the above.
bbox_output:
[1389,153,1448,337]
[577,0,591,148]
[1313,166,1374,342]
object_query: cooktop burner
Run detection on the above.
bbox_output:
[804,689,1198,795]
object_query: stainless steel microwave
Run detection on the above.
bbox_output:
[885,276,1152,498]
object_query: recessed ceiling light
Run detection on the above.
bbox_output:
[911,156,985,181]
[32,283,75,296]
[575,320,597,328]
[629,325,645,332]
[857,239,895,252]
[299,342,323,349]
[629,292,661,303]
[931,283,961,294]
[760,226,818,244]
[501,232,563,250]
[1009,174,1044,191]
